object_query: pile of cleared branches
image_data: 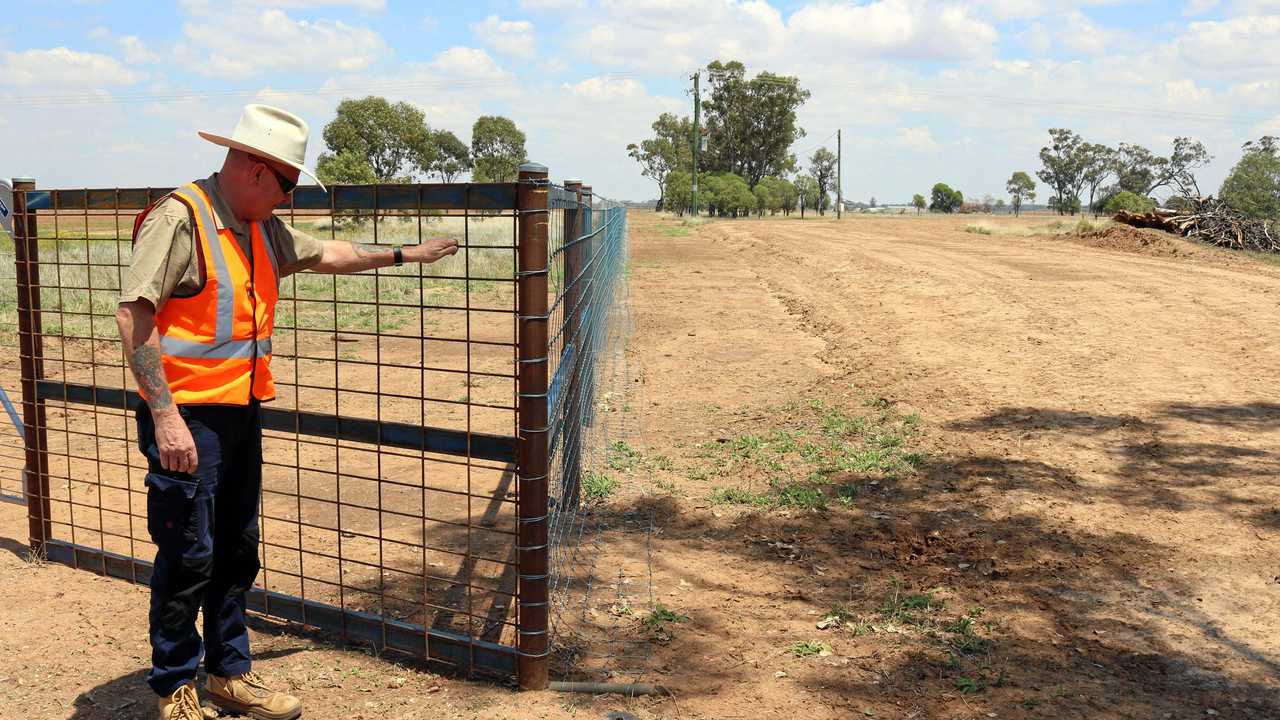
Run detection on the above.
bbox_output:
[1113,198,1280,253]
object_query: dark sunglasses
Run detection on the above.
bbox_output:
[250,155,297,194]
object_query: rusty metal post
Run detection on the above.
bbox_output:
[515,163,550,690]
[12,177,51,556]
[560,180,584,508]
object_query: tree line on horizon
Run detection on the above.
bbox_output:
[925,130,1278,222]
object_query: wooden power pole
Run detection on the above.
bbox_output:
[837,129,842,220]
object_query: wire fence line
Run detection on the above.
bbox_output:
[541,184,657,682]
[2,166,638,689]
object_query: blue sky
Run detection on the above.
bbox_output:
[1,0,1278,203]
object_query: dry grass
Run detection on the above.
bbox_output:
[964,217,1111,237]
[0,214,524,343]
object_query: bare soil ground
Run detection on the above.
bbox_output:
[2,210,1279,719]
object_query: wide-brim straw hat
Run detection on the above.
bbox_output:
[199,104,326,191]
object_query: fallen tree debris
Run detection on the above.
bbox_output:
[1112,197,1280,253]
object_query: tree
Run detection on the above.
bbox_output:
[981,194,996,213]
[320,96,433,181]
[713,173,756,217]
[752,182,776,217]
[1164,137,1212,198]
[870,197,877,208]
[316,149,378,185]
[760,176,798,216]
[663,170,692,216]
[1006,171,1036,217]
[794,176,820,217]
[809,148,837,216]
[1103,190,1155,214]
[995,198,1007,213]
[1220,136,1280,220]
[1113,142,1158,196]
[1037,128,1086,215]
[471,115,527,183]
[424,129,471,183]
[1080,143,1116,216]
[929,183,963,213]
[912,194,926,214]
[702,60,810,188]
[627,113,694,211]
[1048,195,1081,214]
[1114,138,1211,199]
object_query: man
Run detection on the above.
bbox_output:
[115,104,458,720]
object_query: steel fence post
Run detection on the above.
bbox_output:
[516,163,550,690]
[578,186,597,429]
[12,177,51,557]
[560,180,584,508]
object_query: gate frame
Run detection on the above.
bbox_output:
[9,171,570,689]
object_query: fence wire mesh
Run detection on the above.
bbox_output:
[0,224,23,505]
[543,185,656,682]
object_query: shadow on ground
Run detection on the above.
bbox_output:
[548,399,1280,718]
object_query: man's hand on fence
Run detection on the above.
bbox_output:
[406,237,460,264]
[154,409,198,474]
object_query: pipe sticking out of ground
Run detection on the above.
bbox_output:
[549,681,671,696]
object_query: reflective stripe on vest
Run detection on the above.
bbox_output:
[160,336,272,359]
[170,185,235,352]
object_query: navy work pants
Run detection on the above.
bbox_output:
[136,401,262,696]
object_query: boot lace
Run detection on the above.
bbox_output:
[171,684,205,720]
[240,670,270,690]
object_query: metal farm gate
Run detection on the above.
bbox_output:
[1,164,629,690]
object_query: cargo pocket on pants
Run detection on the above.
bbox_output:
[146,473,199,551]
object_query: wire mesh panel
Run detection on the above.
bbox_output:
[9,180,542,680]
[0,219,25,505]
[541,183,651,679]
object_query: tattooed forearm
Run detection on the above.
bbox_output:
[128,343,175,411]
[351,242,393,261]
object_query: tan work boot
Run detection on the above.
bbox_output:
[157,683,218,720]
[206,671,302,720]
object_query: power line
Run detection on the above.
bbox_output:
[690,71,1275,126]
[1,72,642,107]
[791,129,837,158]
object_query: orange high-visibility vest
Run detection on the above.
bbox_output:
[140,182,279,405]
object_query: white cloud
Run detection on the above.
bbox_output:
[519,0,584,8]
[1183,0,1220,14]
[563,76,646,101]
[1235,0,1280,12]
[179,4,388,79]
[1165,79,1210,105]
[1178,15,1280,69]
[963,0,1140,21]
[1019,22,1053,54]
[420,46,511,82]
[1056,10,1129,56]
[896,126,940,153]
[789,1,998,61]
[1226,79,1279,106]
[470,15,537,60]
[190,0,387,9]
[579,0,787,73]
[119,36,159,65]
[0,47,141,88]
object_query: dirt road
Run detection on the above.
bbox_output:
[1,211,1277,719]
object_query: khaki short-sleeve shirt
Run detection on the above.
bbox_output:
[118,172,325,309]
